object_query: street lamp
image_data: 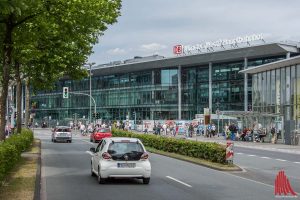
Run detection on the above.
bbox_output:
[85,62,96,124]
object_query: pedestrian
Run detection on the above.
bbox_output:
[211,123,216,137]
[207,123,212,138]
[175,125,179,137]
[153,124,157,135]
[157,123,161,135]
[271,126,276,144]
[162,123,167,136]
[188,123,193,137]
[144,123,148,134]
[228,123,236,141]
[80,123,86,135]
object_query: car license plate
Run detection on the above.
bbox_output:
[117,163,136,168]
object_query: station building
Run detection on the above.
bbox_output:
[31,41,300,137]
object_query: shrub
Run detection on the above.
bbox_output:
[112,129,226,164]
[0,129,34,182]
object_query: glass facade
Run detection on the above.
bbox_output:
[31,55,287,121]
[252,64,300,142]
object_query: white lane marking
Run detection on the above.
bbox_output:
[260,157,271,159]
[85,151,94,156]
[247,155,256,157]
[166,176,192,188]
[293,162,300,164]
[236,153,244,155]
[275,159,287,162]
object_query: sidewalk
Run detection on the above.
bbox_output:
[131,130,300,155]
[186,135,300,155]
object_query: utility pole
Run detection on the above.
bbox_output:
[68,91,97,124]
[86,63,95,124]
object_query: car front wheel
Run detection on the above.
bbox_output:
[143,177,150,184]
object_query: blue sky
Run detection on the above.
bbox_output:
[88,0,300,65]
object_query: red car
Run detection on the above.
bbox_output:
[90,128,112,143]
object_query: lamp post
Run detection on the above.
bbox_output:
[85,63,95,124]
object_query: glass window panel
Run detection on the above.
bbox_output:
[276,69,281,113]
[271,70,275,105]
[252,74,257,107]
[161,70,170,85]
[280,68,286,105]
[257,73,262,108]
[286,67,291,104]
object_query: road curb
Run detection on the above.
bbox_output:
[33,139,41,200]
[147,148,243,172]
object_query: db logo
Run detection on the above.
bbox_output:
[275,170,297,198]
[173,45,183,55]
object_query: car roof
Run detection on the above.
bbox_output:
[105,137,140,143]
[55,126,70,129]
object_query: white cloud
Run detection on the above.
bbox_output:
[140,43,167,51]
[107,48,126,55]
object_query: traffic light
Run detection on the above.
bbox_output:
[96,112,100,119]
[63,87,69,99]
[92,112,96,118]
[133,112,136,119]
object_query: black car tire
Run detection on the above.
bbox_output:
[91,163,96,177]
[98,168,106,184]
[143,177,150,184]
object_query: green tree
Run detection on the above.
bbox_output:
[0,0,122,140]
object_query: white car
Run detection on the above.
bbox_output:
[51,126,72,143]
[90,137,151,184]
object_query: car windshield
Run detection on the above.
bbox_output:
[56,128,71,132]
[108,142,144,161]
[98,129,110,133]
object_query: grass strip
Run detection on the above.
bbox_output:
[0,139,40,200]
[146,146,241,171]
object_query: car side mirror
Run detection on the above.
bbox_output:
[90,147,96,153]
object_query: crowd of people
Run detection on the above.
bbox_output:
[69,121,112,135]
[16,118,279,144]
[144,121,278,143]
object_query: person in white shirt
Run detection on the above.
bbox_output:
[80,124,85,135]
[162,124,167,135]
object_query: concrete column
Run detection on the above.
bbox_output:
[244,57,248,112]
[286,52,291,59]
[178,66,182,120]
[209,62,212,112]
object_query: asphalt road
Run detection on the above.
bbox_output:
[36,129,299,200]
[233,146,300,194]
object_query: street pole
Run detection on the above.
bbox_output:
[69,91,96,124]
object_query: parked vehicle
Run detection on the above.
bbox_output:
[90,128,112,143]
[90,137,151,184]
[51,126,72,143]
